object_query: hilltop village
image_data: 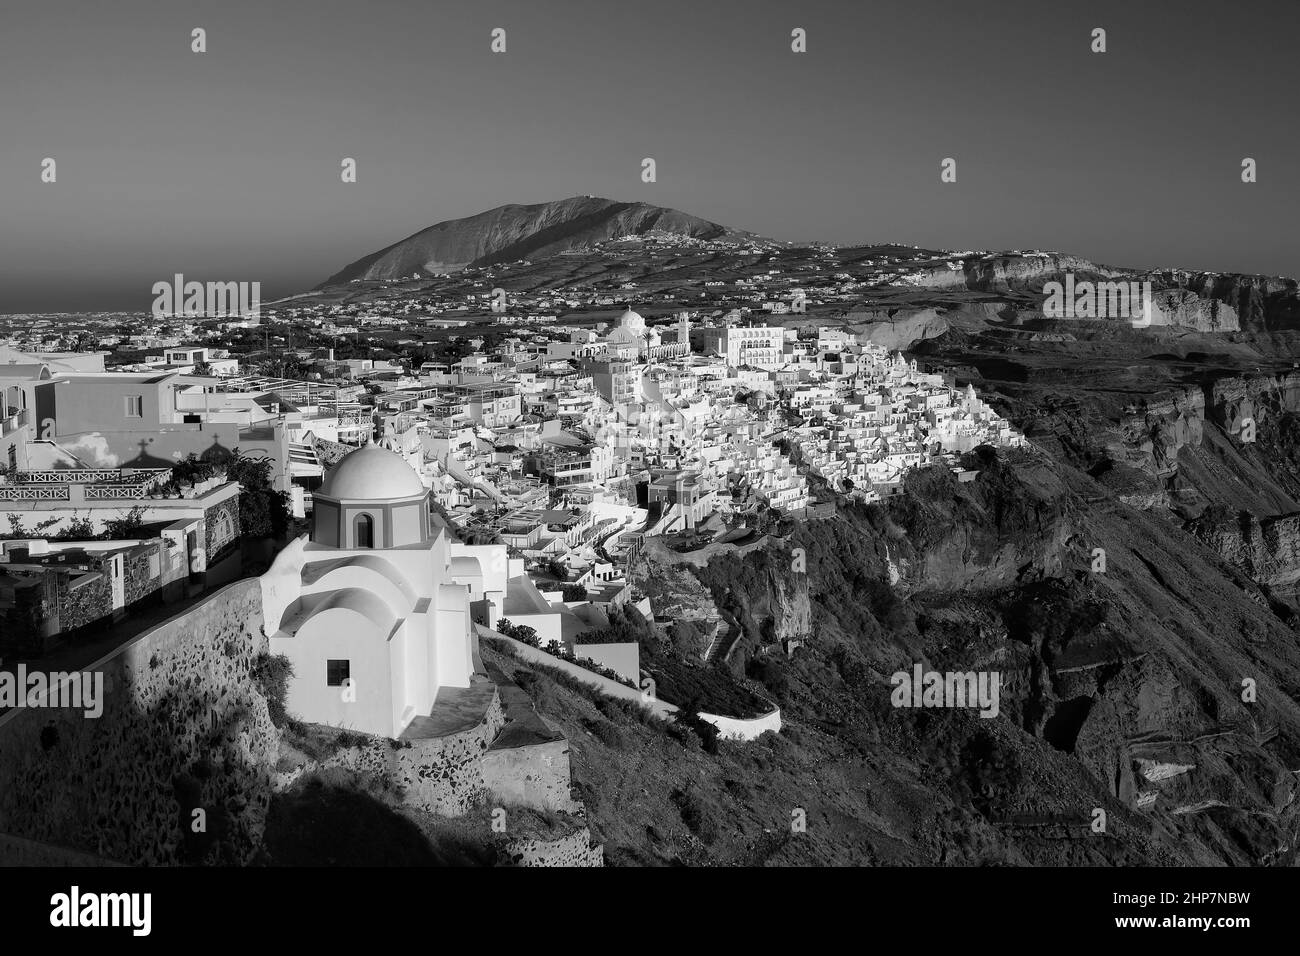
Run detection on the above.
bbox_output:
[0,286,1026,674]
[0,244,1030,865]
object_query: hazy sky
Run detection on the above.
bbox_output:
[2,0,1297,312]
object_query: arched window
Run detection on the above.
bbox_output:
[213,510,234,547]
[354,513,374,549]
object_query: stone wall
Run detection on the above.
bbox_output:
[274,690,507,816]
[500,827,605,867]
[0,579,278,865]
[52,564,112,633]
[123,541,165,607]
[481,738,577,813]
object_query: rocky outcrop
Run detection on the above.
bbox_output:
[965,253,1123,293]
[891,253,1120,293]
[1207,370,1300,435]
[1188,511,1300,595]
[1144,289,1239,331]
[766,561,812,650]
[1187,273,1300,331]
[849,308,952,349]
[1114,387,1206,479]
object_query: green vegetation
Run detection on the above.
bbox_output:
[494,618,540,646]
[1,505,147,541]
[647,657,772,720]
[219,452,290,539]
[252,653,293,728]
[572,602,648,645]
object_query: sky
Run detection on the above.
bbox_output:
[2,0,1298,312]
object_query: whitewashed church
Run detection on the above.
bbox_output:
[259,441,508,737]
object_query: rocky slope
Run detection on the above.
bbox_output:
[564,439,1300,866]
[319,196,762,285]
[532,320,1300,866]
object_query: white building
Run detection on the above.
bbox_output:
[704,325,786,370]
[260,442,506,738]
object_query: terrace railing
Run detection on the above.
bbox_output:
[15,468,169,485]
[0,485,70,501]
[83,485,149,501]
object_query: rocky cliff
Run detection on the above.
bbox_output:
[964,253,1123,293]
[1188,511,1300,596]
[1188,273,1300,331]
[613,435,1300,865]
[1145,289,1240,331]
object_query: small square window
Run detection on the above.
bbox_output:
[124,395,143,418]
[327,659,350,687]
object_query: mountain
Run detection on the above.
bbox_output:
[317,196,765,287]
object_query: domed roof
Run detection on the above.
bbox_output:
[318,443,426,501]
[618,308,646,332]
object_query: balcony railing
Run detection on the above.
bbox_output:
[0,485,70,501]
[83,485,148,501]
[15,468,169,484]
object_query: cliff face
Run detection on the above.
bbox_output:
[1189,512,1300,595]
[892,254,1277,333]
[880,460,1076,593]
[766,561,812,647]
[1114,386,1206,481]
[847,308,953,348]
[1145,289,1240,331]
[319,196,759,285]
[1069,372,1300,507]
[1188,273,1300,331]
[1207,370,1300,434]
[965,253,1122,293]
[894,253,1119,293]
[846,303,1012,351]
[629,429,1300,864]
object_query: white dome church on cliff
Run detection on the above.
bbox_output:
[258,440,508,738]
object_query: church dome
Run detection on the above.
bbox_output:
[318,444,426,500]
[618,308,646,333]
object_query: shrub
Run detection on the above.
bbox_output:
[102,505,147,540]
[667,619,709,659]
[495,618,541,646]
[583,718,626,749]
[675,704,721,754]
[746,657,791,707]
[670,786,717,843]
[335,730,366,750]
[648,658,771,719]
[252,653,294,727]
